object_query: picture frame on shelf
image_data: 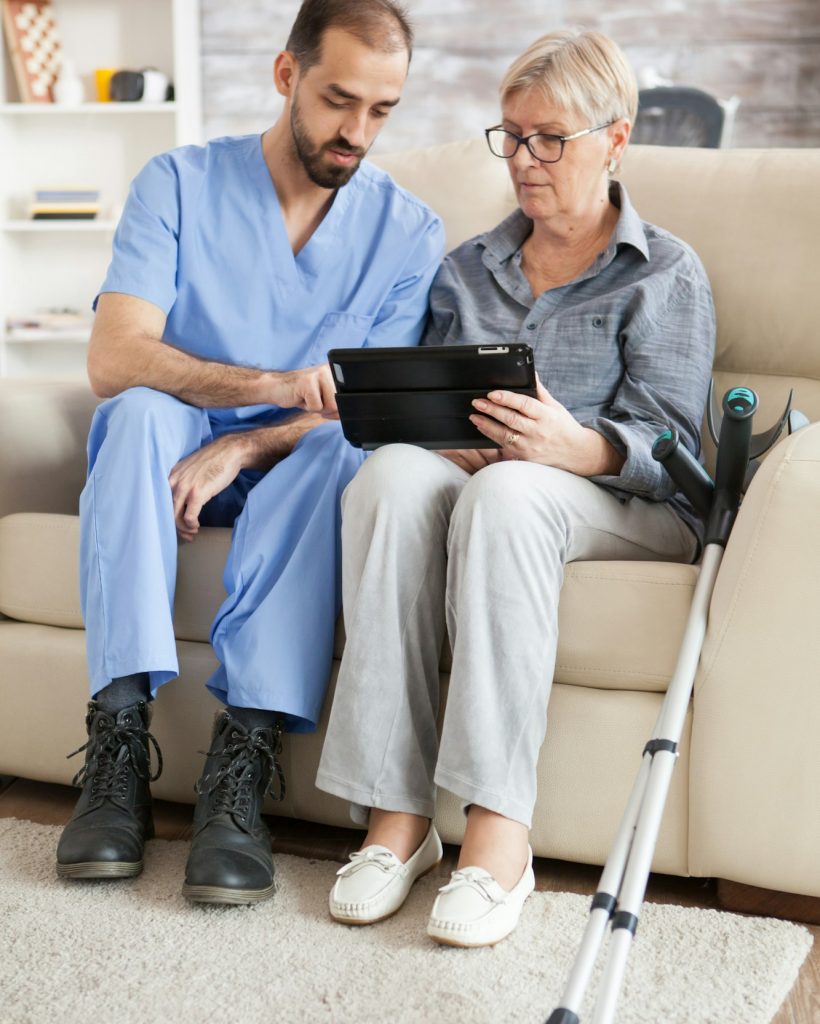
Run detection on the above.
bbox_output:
[1,0,61,103]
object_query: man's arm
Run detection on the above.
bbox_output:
[165,209,444,539]
[87,292,338,414]
[169,412,325,541]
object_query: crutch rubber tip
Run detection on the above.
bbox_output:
[545,1011,580,1024]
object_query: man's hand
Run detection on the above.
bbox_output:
[169,413,326,541]
[437,448,501,475]
[169,435,248,542]
[267,363,338,417]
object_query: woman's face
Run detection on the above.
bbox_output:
[500,88,626,226]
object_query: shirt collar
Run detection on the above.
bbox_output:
[478,179,650,267]
[608,180,650,261]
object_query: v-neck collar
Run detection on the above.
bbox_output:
[246,133,356,287]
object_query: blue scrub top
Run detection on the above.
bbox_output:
[96,133,445,427]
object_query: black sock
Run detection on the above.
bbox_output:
[226,704,281,732]
[95,673,151,713]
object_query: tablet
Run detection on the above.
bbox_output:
[328,344,536,450]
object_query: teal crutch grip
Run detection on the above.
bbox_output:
[706,386,759,545]
[652,427,714,518]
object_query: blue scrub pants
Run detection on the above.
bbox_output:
[79,386,364,732]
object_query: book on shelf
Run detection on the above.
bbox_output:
[35,190,100,202]
[31,205,100,220]
[6,309,93,339]
[29,187,101,220]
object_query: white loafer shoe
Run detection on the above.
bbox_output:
[427,846,535,947]
[329,824,443,925]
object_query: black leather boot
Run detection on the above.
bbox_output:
[183,711,286,904]
[56,700,162,878]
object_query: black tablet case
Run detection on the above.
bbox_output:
[328,344,536,449]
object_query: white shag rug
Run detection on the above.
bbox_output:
[0,819,812,1024]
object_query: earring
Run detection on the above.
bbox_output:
[607,157,618,174]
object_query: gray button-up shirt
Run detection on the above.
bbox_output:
[422,181,716,547]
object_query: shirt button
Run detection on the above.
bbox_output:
[526,322,537,331]
[592,316,604,328]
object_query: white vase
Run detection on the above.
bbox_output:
[53,59,84,106]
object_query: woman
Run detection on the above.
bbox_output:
[315,29,715,947]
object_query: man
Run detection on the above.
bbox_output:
[56,0,443,905]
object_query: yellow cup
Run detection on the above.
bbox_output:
[94,68,117,103]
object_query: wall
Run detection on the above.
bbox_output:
[201,0,820,151]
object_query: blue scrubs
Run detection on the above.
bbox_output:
[80,133,444,731]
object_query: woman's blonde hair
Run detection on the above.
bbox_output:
[500,28,638,125]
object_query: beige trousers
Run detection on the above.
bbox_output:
[316,444,697,828]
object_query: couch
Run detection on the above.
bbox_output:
[1,142,819,903]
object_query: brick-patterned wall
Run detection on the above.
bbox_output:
[201,0,820,150]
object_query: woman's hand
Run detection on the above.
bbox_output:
[469,377,625,476]
[437,448,501,475]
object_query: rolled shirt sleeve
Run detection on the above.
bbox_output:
[584,270,716,501]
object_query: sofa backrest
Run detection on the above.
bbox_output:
[3,143,817,519]
[373,141,820,454]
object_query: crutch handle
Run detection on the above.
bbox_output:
[651,428,714,518]
[715,387,757,491]
[705,387,758,546]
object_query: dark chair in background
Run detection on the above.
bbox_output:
[633,86,729,148]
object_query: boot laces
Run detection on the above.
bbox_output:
[196,725,286,823]
[67,706,163,801]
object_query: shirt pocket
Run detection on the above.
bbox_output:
[309,311,376,363]
[541,311,624,414]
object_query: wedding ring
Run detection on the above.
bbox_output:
[505,431,520,445]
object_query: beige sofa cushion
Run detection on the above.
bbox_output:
[0,512,697,693]
[0,515,232,642]
[0,380,100,519]
[689,423,820,897]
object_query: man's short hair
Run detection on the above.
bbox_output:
[286,0,413,73]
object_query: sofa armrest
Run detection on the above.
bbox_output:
[689,421,820,897]
[0,379,99,518]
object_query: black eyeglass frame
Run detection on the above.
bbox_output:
[484,121,615,164]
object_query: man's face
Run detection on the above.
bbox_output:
[287,26,408,189]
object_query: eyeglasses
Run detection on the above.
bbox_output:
[484,122,615,164]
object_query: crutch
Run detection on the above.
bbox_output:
[546,385,800,1024]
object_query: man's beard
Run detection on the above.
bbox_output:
[290,96,367,189]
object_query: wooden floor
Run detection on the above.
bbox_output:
[1,775,816,1023]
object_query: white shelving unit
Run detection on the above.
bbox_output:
[0,0,202,378]
[0,101,180,114]
[3,220,118,231]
